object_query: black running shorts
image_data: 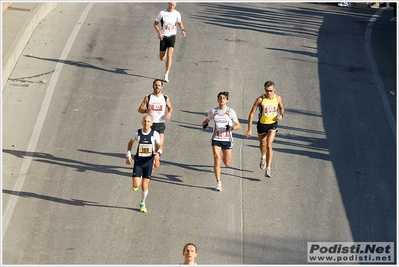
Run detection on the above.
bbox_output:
[211,140,233,150]
[151,122,166,134]
[160,35,176,51]
[132,157,154,179]
[257,121,278,135]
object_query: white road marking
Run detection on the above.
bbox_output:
[2,3,95,238]
[228,203,235,234]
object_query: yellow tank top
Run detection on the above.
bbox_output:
[258,94,279,124]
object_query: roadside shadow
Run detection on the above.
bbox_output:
[22,54,157,81]
[151,174,216,191]
[2,189,136,211]
[77,149,256,180]
[3,149,131,176]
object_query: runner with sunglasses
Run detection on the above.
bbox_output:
[245,81,285,178]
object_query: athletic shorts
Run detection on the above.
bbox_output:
[211,139,233,150]
[132,157,154,178]
[257,121,278,135]
[160,35,176,51]
[151,122,166,134]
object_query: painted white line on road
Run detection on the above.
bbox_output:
[228,203,235,234]
[2,3,95,238]
[365,10,396,137]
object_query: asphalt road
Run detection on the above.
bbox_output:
[2,2,396,265]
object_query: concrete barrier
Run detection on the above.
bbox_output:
[2,2,13,13]
[2,2,61,91]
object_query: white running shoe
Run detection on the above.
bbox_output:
[215,181,222,191]
[163,74,169,83]
[265,168,271,178]
[259,158,266,170]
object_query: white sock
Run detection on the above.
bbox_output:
[262,155,266,159]
[165,71,169,75]
[142,190,148,203]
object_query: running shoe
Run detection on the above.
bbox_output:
[132,186,138,191]
[140,203,147,213]
[265,168,271,178]
[163,74,169,83]
[153,157,160,168]
[259,158,266,170]
[215,181,222,191]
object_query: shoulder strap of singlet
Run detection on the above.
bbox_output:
[146,94,167,109]
[146,94,151,110]
[213,107,230,117]
[213,108,218,117]
[137,128,154,139]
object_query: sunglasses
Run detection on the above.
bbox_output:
[266,90,274,92]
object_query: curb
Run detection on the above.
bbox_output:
[2,2,13,12]
[2,2,61,91]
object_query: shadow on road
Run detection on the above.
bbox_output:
[2,189,136,211]
[191,1,397,251]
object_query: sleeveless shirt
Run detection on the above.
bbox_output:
[147,94,167,123]
[135,129,155,163]
[258,94,279,124]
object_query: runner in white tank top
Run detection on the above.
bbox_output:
[153,2,186,83]
[202,92,241,192]
[138,79,173,167]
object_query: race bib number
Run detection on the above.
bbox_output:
[214,119,230,141]
[164,24,176,32]
[264,104,277,116]
[150,104,163,111]
[215,131,228,139]
[138,144,152,157]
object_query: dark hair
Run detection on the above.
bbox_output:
[264,81,275,88]
[217,91,229,100]
[153,79,164,86]
[183,243,197,253]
